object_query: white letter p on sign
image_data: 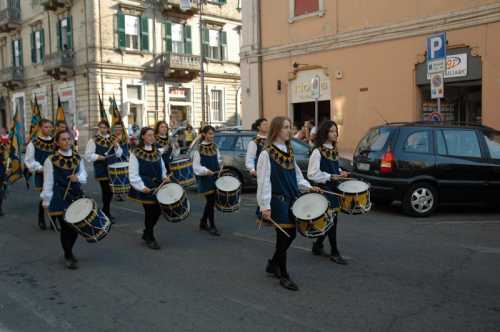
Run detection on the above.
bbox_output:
[430,37,443,59]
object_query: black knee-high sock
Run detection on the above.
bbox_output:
[38,200,45,223]
[202,194,216,227]
[58,216,78,259]
[143,204,161,240]
[271,227,296,277]
[328,215,339,255]
[99,180,113,216]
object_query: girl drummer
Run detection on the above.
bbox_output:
[257,116,320,291]
[307,120,349,265]
[154,121,178,173]
[110,122,129,163]
[193,125,222,236]
[41,130,88,270]
[129,127,169,250]
[85,120,123,220]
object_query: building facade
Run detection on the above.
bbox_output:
[241,0,500,155]
[0,0,241,147]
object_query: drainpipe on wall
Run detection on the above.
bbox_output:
[47,11,54,121]
[83,0,91,150]
[257,0,263,118]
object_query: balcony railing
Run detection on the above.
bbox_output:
[167,53,201,71]
[44,50,75,79]
[0,7,21,33]
[162,0,199,16]
[0,66,24,89]
[41,0,72,11]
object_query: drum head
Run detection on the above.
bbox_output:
[65,198,94,224]
[156,183,184,205]
[292,193,329,220]
[215,176,240,192]
[171,158,190,166]
[108,162,128,169]
[338,180,369,194]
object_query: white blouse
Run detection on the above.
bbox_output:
[192,141,223,176]
[129,144,167,192]
[40,149,88,207]
[157,135,180,158]
[245,134,266,173]
[24,136,52,173]
[307,143,343,184]
[256,142,312,211]
[84,134,123,163]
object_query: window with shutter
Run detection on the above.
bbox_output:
[66,16,73,50]
[171,23,184,54]
[202,27,209,58]
[31,31,36,64]
[39,29,45,62]
[31,30,44,64]
[184,25,192,55]
[123,15,139,50]
[294,0,319,16]
[117,11,126,49]
[220,30,227,60]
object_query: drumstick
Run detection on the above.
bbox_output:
[321,189,344,198]
[265,217,291,238]
[152,178,170,195]
[217,162,224,178]
[63,166,78,200]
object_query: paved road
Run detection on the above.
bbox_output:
[1,178,499,332]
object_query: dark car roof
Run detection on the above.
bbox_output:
[374,121,495,131]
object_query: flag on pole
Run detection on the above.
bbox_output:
[98,93,108,122]
[55,95,65,122]
[29,96,42,141]
[6,108,24,184]
[110,95,128,141]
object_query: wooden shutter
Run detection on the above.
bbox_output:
[11,40,15,67]
[165,21,172,52]
[184,25,192,55]
[57,19,62,50]
[31,31,36,64]
[140,16,149,51]
[202,27,209,58]
[18,39,23,67]
[220,31,227,60]
[117,11,126,49]
[66,16,73,50]
[40,29,45,62]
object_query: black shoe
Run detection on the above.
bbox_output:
[208,227,220,237]
[312,245,329,257]
[38,220,47,230]
[145,240,161,250]
[279,276,299,291]
[265,260,281,279]
[199,220,209,231]
[65,258,78,270]
[330,254,348,265]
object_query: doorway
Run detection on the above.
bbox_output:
[420,81,482,124]
[293,100,331,128]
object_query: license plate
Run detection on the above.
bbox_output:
[357,162,370,171]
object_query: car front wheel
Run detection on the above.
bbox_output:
[403,183,437,217]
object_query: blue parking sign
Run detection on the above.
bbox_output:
[427,32,447,61]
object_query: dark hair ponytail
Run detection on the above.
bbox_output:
[315,120,338,149]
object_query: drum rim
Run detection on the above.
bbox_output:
[215,176,241,192]
[65,198,95,224]
[292,193,329,220]
[156,183,185,204]
[337,180,370,194]
[108,162,129,168]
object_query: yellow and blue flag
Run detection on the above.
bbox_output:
[29,96,42,141]
[7,108,24,184]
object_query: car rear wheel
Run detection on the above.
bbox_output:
[403,183,437,217]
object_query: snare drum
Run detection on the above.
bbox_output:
[108,162,130,194]
[64,198,111,243]
[170,159,196,186]
[337,180,371,214]
[215,176,241,213]
[292,193,334,238]
[156,183,190,223]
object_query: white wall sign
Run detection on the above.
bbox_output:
[427,53,468,79]
[289,69,331,104]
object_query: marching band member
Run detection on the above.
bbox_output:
[257,116,320,291]
[41,130,87,270]
[245,118,268,177]
[154,121,178,173]
[24,119,54,229]
[128,127,169,250]
[307,121,349,265]
[85,120,122,220]
[193,125,222,236]
[110,123,130,163]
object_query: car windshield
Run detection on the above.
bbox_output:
[356,127,392,154]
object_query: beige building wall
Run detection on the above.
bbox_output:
[253,0,500,156]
